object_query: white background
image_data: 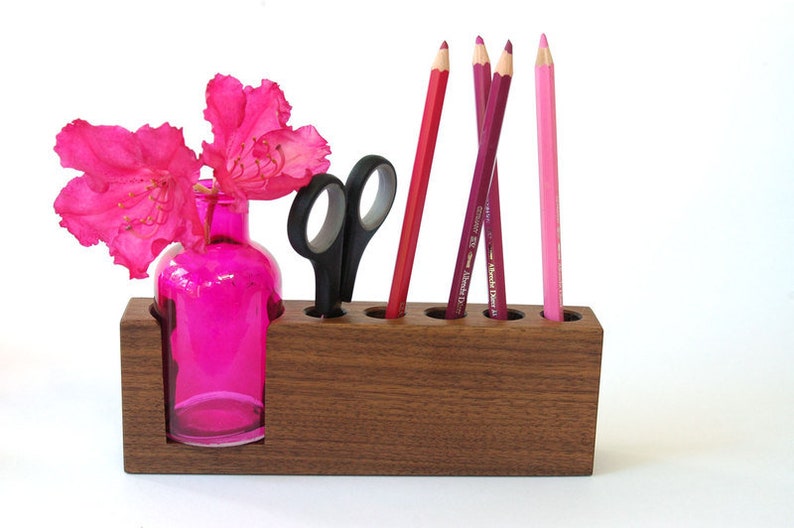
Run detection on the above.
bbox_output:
[1,0,792,526]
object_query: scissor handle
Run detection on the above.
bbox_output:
[340,155,397,302]
[287,173,347,317]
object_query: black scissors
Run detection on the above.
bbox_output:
[288,155,397,318]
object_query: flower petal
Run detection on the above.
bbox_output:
[245,126,332,200]
[136,123,204,179]
[55,119,145,192]
[236,79,292,141]
[203,74,246,155]
[201,75,330,204]
[258,125,331,177]
[201,77,292,175]
[54,121,204,278]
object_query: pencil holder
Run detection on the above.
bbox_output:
[120,298,603,475]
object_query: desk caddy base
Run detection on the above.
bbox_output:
[120,298,603,475]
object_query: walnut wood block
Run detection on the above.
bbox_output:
[120,298,603,475]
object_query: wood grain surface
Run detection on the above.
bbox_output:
[120,298,603,475]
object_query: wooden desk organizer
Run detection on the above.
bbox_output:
[120,298,603,475]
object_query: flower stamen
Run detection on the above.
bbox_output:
[116,174,176,239]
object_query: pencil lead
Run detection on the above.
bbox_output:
[539,33,548,49]
[441,41,449,50]
[473,35,490,65]
[504,40,513,54]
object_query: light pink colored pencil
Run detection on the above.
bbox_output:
[473,37,508,320]
[446,40,513,319]
[535,33,563,321]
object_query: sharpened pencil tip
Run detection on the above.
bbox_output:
[495,40,514,76]
[536,34,553,66]
[434,41,451,71]
[473,36,489,66]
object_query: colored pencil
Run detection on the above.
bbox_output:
[445,40,513,319]
[535,33,563,321]
[385,41,450,319]
[473,36,508,320]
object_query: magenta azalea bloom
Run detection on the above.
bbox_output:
[54,74,332,280]
[201,74,331,203]
[54,120,204,278]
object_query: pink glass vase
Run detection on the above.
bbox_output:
[153,190,283,447]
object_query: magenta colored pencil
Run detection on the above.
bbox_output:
[446,40,513,320]
[535,33,564,321]
[473,36,508,320]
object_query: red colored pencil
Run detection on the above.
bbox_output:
[535,33,563,321]
[446,40,513,319]
[385,41,450,319]
[473,36,508,320]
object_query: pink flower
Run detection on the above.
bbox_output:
[201,74,331,204]
[54,120,204,278]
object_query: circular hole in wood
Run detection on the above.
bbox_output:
[423,307,465,320]
[363,306,390,319]
[539,309,583,322]
[481,308,525,320]
[303,306,346,318]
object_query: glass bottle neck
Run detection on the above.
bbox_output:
[196,194,249,244]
